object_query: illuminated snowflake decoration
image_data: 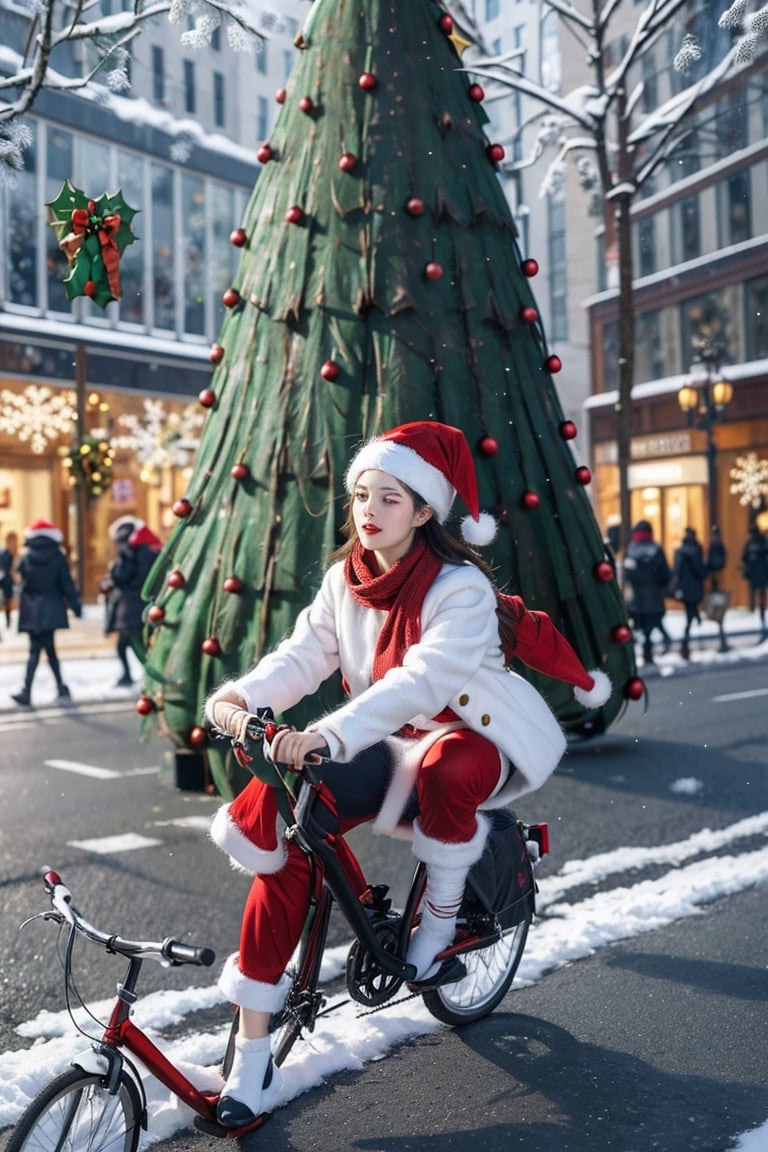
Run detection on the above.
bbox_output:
[0,385,76,453]
[114,399,204,475]
[729,453,768,507]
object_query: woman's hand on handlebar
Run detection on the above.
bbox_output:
[209,691,252,747]
[269,727,329,772]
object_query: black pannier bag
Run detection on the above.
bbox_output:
[463,809,535,929]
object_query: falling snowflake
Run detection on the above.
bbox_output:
[0,385,76,453]
[729,452,768,507]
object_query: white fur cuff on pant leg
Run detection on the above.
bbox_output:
[218,953,291,1013]
[411,812,490,869]
[209,803,287,876]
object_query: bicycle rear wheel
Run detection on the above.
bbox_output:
[421,911,531,1026]
[5,1068,142,1152]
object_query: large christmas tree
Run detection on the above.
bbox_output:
[142,0,639,798]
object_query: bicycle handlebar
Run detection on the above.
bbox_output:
[41,870,216,968]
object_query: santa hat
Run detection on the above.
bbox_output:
[109,515,145,542]
[345,421,497,546]
[24,519,63,544]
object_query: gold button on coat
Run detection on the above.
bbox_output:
[459,693,469,706]
[481,714,491,726]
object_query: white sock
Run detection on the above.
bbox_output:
[221,1034,276,1116]
[407,864,467,980]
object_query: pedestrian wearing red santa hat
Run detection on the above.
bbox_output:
[206,420,611,1127]
[11,519,82,708]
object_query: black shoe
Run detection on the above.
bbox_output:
[407,955,467,992]
[216,1096,261,1129]
[115,674,134,687]
[57,685,72,702]
[11,690,32,707]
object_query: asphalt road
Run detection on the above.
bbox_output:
[0,660,766,1151]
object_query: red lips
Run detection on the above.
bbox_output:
[362,524,381,535]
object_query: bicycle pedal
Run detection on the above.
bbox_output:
[193,1111,270,1138]
[406,956,467,992]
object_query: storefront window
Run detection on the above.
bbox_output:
[182,173,206,335]
[151,162,175,331]
[116,149,145,326]
[8,121,38,307]
[45,125,73,313]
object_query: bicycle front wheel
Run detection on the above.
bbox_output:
[421,912,531,1026]
[5,1068,142,1152]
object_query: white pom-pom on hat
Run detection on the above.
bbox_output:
[345,420,496,544]
[573,668,612,708]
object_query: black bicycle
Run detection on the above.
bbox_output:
[218,710,548,1086]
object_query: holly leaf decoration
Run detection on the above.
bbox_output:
[46,179,139,309]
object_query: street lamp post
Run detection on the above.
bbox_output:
[677,338,733,530]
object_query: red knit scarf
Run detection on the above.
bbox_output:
[344,537,442,681]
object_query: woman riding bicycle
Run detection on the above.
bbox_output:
[207,420,610,1128]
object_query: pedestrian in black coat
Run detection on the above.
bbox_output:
[672,527,707,659]
[11,519,82,707]
[0,530,18,628]
[740,525,768,635]
[706,526,727,592]
[623,520,673,665]
[106,517,162,687]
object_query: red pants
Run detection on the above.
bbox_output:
[237,729,503,984]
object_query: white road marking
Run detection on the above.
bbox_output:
[67,833,163,854]
[712,687,768,702]
[45,759,120,779]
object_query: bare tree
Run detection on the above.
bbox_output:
[0,0,278,176]
[453,0,767,559]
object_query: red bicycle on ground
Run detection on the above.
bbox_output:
[6,710,547,1150]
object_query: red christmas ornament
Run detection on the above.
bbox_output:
[84,280,97,297]
[285,205,305,225]
[338,152,357,172]
[147,604,165,624]
[223,575,244,594]
[209,343,224,364]
[522,490,540,509]
[136,694,155,716]
[321,360,341,381]
[424,261,444,281]
[257,143,274,164]
[358,72,378,91]
[575,465,592,485]
[546,354,563,373]
[486,143,505,164]
[439,13,454,32]
[468,83,485,103]
[478,435,499,457]
[298,95,314,114]
[275,88,287,103]
[198,388,216,409]
[521,258,539,277]
[229,227,247,246]
[520,306,538,324]
[222,287,240,308]
[559,420,578,441]
[406,197,425,216]
[625,677,645,702]
[230,462,250,480]
[167,569,186,589]
[189,725,208,748]
[201,637,221,657]
[594,560,615,582]
[611,624,633,644]
[172,499,192,519]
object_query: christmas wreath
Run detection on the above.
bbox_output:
[66,436,115,498]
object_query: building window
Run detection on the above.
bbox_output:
[116,148,144,326]
[256,42,268,74]
[485,0,500,19]
[745,275,768,361]
[717,170,751,248]
[548,193,568,341]
[715,92,747,161]
[151,162,175,331]
[182,174,206,336]
[152,45,164,102]
[637,216,655,278]
[675,195,700,263]
[256,96,269,142]
[634,310,665,384]
[283,50,293,82]
[45,125,73,313]
[601,320,620,391]
[211,25,221,51]
[7,122,38,307]
[213,72,225,128]
[183,59,196,114]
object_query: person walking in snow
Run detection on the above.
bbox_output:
[740,525,768,636]
[11,519,81,708]
[623,520,673,665]
[105,517,162,687]
[206,421,611,1128]
[672,527,708,660]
